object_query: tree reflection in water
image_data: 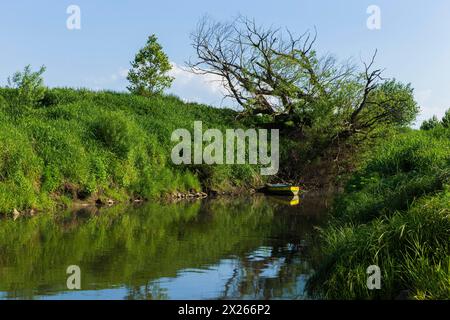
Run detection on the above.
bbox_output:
[0,194,328,300]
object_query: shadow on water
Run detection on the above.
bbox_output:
[0,193,332,300]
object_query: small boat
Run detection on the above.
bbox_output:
[263,184,301,196]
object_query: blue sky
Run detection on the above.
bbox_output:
[1,1,450,125]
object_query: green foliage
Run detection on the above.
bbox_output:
[441,108,450,128]
[0,123,44,213]
[25,118,92,192]
[0,197,278,299]
[308,128,450,299]
[421,115,441,130]
[191,17,419,149]
[91,111,140,158]
[0,87,261,214]
[127,34,174,96]
[421,108,450,130]
[364,80,419,127]
[6,65,46,110]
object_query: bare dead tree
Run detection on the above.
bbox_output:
[188,16,418,138]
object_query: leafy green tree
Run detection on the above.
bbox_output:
[441,109,450,128]
[346,80,418,131]
[7,65,46,108]
[420,115,440,130]
[127,35,174,96]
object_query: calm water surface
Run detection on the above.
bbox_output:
[0,194,330,300]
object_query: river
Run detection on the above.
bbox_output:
[0,193,330,300]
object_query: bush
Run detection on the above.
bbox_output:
[442,109,450,128]
[91,111,139,159]
[6,65,47,111]
[420,116,440,130]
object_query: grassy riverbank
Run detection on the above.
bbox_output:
[2,85,448,300]
[0,88,262,215]
[307,127,450,299]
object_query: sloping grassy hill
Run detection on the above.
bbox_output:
[0,88,262,215]
[307,127,450,299]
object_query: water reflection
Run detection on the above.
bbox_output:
[0,194,328,300]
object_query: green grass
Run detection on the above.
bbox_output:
[0,88,263,215]
[307,128,450,299]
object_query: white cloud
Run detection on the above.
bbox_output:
[168,62,234,107]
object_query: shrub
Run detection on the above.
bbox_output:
[442,108,450,128]
[26,119,92,192]
[6,65,47,110]
[420,115,441,130]
[91,111,140,159]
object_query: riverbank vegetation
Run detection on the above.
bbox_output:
[0,17,420,215]
[1,16,448,300]
[0,84,264,215]
[188,16,421,186]
[307,126,450,299]
[187,17,449,299]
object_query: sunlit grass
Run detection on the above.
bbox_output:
[0,88,261,214]
[308,128,450,299]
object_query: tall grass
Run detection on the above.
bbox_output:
[307,128,450,299]
[0,88,262,214]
